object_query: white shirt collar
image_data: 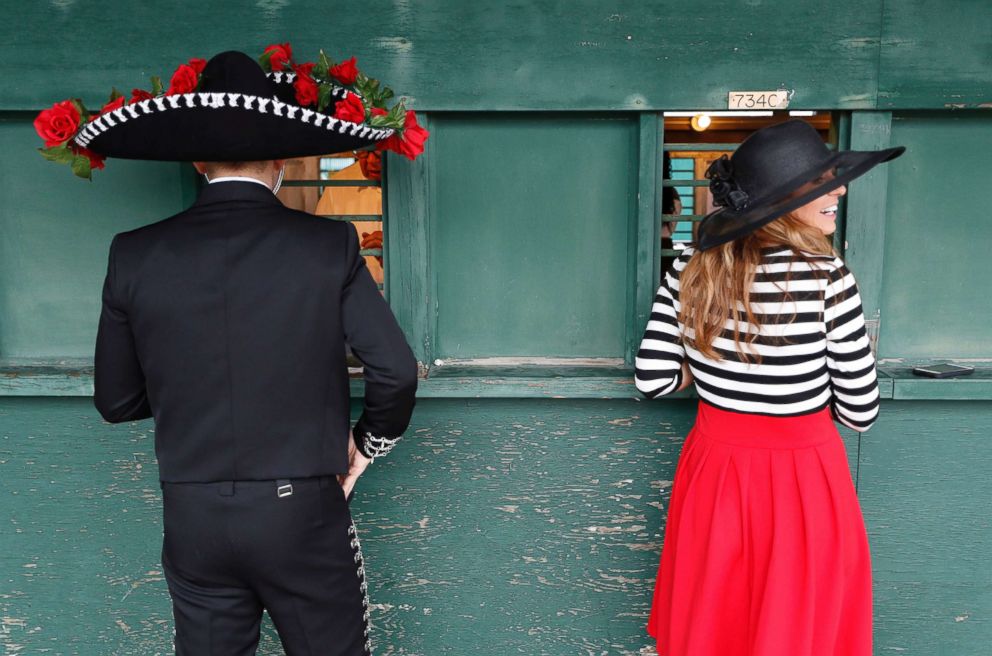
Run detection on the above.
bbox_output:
[208,176,272,191]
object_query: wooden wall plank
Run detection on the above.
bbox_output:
[429,114,637,359]
[633,113,663,365]
[842,111,892,332]
[0,396,699,654]
[4,397,976,654]
[0,119,187,359]
[858,401,992,654]
[878,0,992,109]
[879,112,992,359]
[4,1,889,111]
[385,119,434,367]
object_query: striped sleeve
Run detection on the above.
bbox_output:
[635,252,690,398]
[823,259,879,431]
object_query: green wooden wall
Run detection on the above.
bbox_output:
[2,1,992,653]
[431,114,637,359]
[2,397,988,654]
[4,1,991,111]
[879,112,992,359]
[0,118,188,360]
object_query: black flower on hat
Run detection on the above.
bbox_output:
[705,155,750,212]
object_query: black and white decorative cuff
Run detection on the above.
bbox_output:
[355,431,401,461]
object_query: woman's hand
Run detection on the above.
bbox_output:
[676,361,695,392]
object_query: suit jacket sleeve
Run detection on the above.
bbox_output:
[341,225,418,456]
[94,235,153,423]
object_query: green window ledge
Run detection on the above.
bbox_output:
[3,359,992,401]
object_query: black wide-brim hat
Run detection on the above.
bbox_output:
[73,51,393,161]
[696,119,905,251]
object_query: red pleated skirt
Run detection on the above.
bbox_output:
[648,402,872,656]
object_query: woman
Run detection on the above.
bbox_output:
[635,119,904,656]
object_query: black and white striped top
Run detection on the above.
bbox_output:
[635,247,880,432]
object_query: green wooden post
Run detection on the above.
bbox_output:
[842,111,892,349]
[631,113,662,364]
[384,114,433,368]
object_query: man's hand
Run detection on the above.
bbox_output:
[338,430,372,499]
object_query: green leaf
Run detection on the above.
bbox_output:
[354,73,373,98]
[317,84,333,113]
[150,76,163,96]
[368,113,390,128]
[258,50,274,72]
[369,102,407,129]
[317,50,334,78]
[38,145,76,164]
[69,98,89,119]
[70,153,92,180]
[351,72,396,109]
[108,87,124,103]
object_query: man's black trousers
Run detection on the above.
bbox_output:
[161,476,370,655]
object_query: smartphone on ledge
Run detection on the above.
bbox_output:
[911,363,976,378]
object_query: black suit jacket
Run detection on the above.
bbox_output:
[94,181,417,482]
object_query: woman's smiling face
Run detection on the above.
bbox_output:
[791,170,847,235]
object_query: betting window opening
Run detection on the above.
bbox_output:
[276,149,385,375]
[661,110,835,276]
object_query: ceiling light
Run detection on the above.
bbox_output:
[690,114,712,131]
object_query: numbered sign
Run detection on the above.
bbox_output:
[728,90,792,110]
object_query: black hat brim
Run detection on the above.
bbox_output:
[73,92,393,161]
[696,145,905,251]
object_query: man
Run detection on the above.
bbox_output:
[91,51,420,655]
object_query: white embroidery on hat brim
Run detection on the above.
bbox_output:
[73,92,394,149]
[266,71,350,101]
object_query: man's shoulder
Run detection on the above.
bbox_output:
[113,203,352,250]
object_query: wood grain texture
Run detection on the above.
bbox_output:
[842,111,892,321]
[879,113,992,359]
[34,361,992,401]
[1,1,899,111]
[0,120,187,360]
[858,401,992,655]
[0,396,895,655]
[633,114,663,366]
[0,397,694,654]
[877,0,992,109]
[430,114,637,359]
[384,121,434,367]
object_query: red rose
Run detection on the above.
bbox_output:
[329,56,359,85]
[187,58,207,75]
[264,43,293,71]
[100,95,125,115]
[371,107,387,117]
[378,110,429,160]
[293,62,319,106]
[130,88,154,103]
[71,143,106,171]
[166,63,199,95]
[33,100,82,147]
[334,92,366,124]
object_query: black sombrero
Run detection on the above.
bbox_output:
[696,119,905,251]
[73,51,393,162]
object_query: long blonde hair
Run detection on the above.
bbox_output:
[679,214,834,363]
